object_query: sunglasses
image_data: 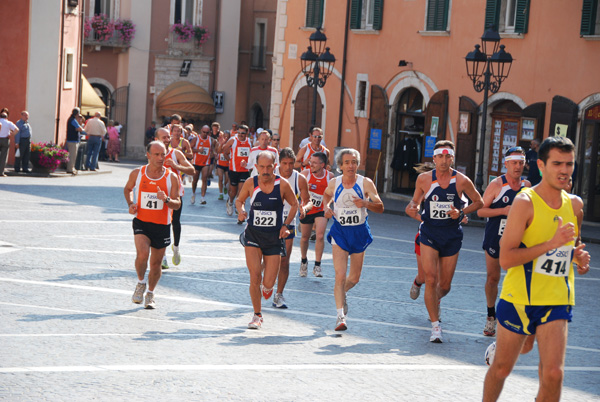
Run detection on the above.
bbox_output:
[202,131,210,133]
[505,146,524,155]
[313,135,323,139]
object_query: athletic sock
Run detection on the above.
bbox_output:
[173,245,179,252]
[138,280,146,285]
[431,320,440,328]
[255,312,262,317]
[487,306,496,318]
[414,279,423,287]
[336,308,344,318]
[301,258,308,264]
[146,290,153,295]
[315,261,321,266]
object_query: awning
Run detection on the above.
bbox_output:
[80,75,106,116]
[156,81,216,120]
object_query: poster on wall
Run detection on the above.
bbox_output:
[430,116,439,138]
[369,128,382,150]
[555,124,568,137]
[459,112,470,134]
[424,136,436,157]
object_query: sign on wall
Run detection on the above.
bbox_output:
[424,136,436,157]
[369,128,382,150]
[180,60,192,77]
[213,91,224,114]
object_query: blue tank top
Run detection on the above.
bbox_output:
[421,169,465,227]
[248,175,284,233]
[484,175,525,239]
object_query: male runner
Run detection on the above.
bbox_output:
[190,125,214,205]
[216,130,230,200]
[124,141,181,309]
[236,151,298,329]
[406,140,483,343]
[300,152,334,277]
[272,147,312,308]
[483,136,590,402]
[322,148,384,331]
[247,130,279,177]
[219,124,251,222]
[295,127,330,170]
[478,146,530,336]
[156,128,194,266]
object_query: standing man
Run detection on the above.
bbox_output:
[83,112,107,171]
[405,140,483,343]
[295,127,330,170]
[247,129,279,177]
[478,147,530,337]
[273,147,312,308]
[483,136,590,402]
[271,133,281,151]
[190,125,214,205]
[124,140,181,309]
[0,111,18,177]
[14,111,32,173]
[145,121,156,146]
[236,151,298,329]
[66,108,85,175]
[300,152,334,277]
[216,130,231,200]
[219,124,251,222]
[323,148,384,331]
[526,138,542,186]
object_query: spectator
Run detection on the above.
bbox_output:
[65,108,85,175]
[525,138,541,186]
[14,111,32,173]
[83,112,107,171]
[0,110,18,177]
[107,120,121,162]
[145,121,156,146]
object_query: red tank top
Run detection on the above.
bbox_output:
[306,170,329,214]
[193,136,212,166]
[229,137,251,172]
[135,165,174,225]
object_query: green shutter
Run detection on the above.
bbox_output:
[514,0,530,34]
[426,0,449,31]
[373,0,384,30]
[350,0,362,29]
[306,0,324,28]
[581,0,598,35]
[484,0,501,31]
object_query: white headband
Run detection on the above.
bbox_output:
[433,148,455,156]
[505,155,525,161]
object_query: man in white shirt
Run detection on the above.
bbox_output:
[0,112,19,176]
[83,112,107,171]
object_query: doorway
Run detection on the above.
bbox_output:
[579,104,600,220]
[293,86,322,153]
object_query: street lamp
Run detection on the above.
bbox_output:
[465,27,513,193]
[300,27,336,127]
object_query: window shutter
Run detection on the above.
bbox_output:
[484,0,501,30]
[373,0,384,30]
[306,0,324,28]
[581,0,598,35]
[350,0,362,29]
[514,0,530,34]
[426,0,449,31]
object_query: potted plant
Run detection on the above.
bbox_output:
[30,142,70,174]
[115,18,136,45]
[170,23,195,43]
[193,26,210,45]
[90,14,114,42]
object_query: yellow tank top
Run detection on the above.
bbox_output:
[500,187,577,306]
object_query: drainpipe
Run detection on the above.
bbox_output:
[336,0,350,147]
[77,0,85,110]
[211,0,221,101]
[55,0,66,143]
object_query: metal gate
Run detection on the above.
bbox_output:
[110,85,130,156]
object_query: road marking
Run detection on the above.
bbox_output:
[0,364,598,374]
[20,247,247,261]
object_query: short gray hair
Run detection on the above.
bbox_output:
[257,150,276,164]
[336,148,361,167]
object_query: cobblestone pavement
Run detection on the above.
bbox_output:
[1,162,599,401]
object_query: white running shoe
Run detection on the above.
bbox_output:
[144,292,156,309]
[485,341,497,366]
[132,282,146,304]
[483,316,497,337]
[430,325,443,343]
[190,194,196,205]
[272,293,288,309]
[410,279,422,300]
[313,265,322,277]
[200,198,207,205]
[299,261,308,277]
[248,314,263,329]
[335,316,347,331]
[226,200,233,216]
[161,257,169,270]
[172,245,181,266]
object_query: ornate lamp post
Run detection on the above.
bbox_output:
[465,27,514,193]
[300,27,336,127]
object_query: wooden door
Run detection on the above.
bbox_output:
[456,96,478,179]
[423,90,449,162]
[365,85,388,192]
[293,86,322,153]
[549,95,578,142]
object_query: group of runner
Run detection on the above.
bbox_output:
[124,124,590,401]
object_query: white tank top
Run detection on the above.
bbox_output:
[333,175,367,226]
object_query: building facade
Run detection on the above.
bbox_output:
[270,0,600,219]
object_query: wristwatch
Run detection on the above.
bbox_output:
[165,197,171,204]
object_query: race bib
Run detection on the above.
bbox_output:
[141,192,164,210]
[534,245,572,277]
[198,147,209,156]
[337,207,362,226]
[310,192,323,208]
[498,218,507,236]
[237,147,250,158]
[253,210,276,227]
[219,153,227,161]
[430,201,452,219]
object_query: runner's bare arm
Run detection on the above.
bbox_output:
[571,194,591,273]
[220,138,234,154]
[406,173,426,221]
[297,173,313,217]
[476,178,506,218]
[281,180,299,226]
[322,179,337,219]
[294,146,307,169]
[361,177,384,213]
[124,168,140,214]
[165,149,195,175]
[235,179,253,222]
[167,172,182,210]
[182,139,193,160]
[458,174,483,215]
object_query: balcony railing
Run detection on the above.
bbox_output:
[84,28,131,49]
[168,31,205,56]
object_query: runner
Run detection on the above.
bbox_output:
[295,127,330,170]
[322,148,384,331]
[247,130,279,177]
[219,124,251,223]
[483,136,590,401]
[405,140,483,343]
[155,128,194,267]
[190,125,214,205]
[478,146,530,336]
[124,140,181,309]
[272,147,312,308]
[298,152,334,277]
[216,130,231,200]
[236,151,299,329]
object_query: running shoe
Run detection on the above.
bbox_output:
[237,219,244,225]
[207,179,211,186]
[261,284,273,300]
[483,316,497,337]
[190,194,196,205]
[485,341,497,366]
[224,188,228,195]
[248,314,263,329]
[430,325,443,343]
[144,292,156,309]
[226,200,233,216]
[172,245,181,266]
[310,232,316,241]
[132,282,146,304]
[313,265,322,277]
[335,316,347,331]
[161,257,169,270]
[299,261,308,277]
[201,198,207,205]
[343,293,348,316]
[410,279,422,300]
[272,293,288,309]
[218,194,224,200]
